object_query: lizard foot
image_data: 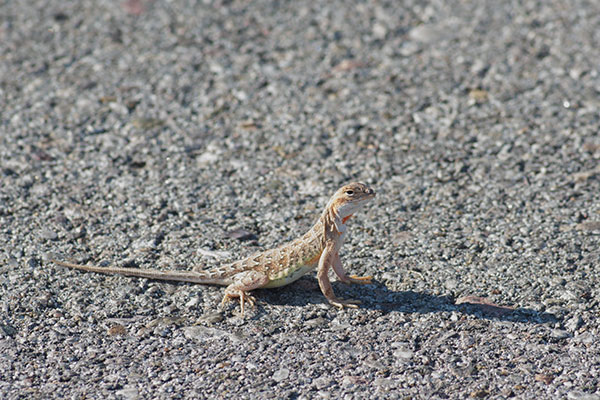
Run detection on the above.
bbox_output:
[348,275,373,285]
[220,291,256,316]
[328,297,362,309]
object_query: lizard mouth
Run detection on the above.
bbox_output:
[362,190,376,200]
[360,187,376,200]
[338,195,375,217]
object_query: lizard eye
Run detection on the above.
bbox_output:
[345,190,354,195]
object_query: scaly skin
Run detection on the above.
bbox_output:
[53,182,376,314]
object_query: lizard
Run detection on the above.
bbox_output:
[52,182,376,315]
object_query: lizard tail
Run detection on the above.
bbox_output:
[51,260,228,286]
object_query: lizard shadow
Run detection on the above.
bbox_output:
[262,278,559,325]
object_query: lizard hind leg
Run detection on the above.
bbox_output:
[220,270,270,316]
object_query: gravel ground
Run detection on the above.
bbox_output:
[1,0,600,398]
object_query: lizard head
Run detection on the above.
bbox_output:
[330,182,376,218]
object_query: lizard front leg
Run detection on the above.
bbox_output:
[332,252,373,285]
[317,242,361,309]
[220,270,270,315]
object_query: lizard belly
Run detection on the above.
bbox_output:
[263,263,317,288]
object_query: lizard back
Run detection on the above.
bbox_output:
[201,219,326,287]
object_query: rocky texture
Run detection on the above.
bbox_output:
[1,0,599,398]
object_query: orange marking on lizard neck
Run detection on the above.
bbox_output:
[342,214,353,224]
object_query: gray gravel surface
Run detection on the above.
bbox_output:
[1,0,600,399]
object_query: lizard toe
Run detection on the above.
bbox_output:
[220,293,234,307]
[348,275,373,285]
[328,297,361,309]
